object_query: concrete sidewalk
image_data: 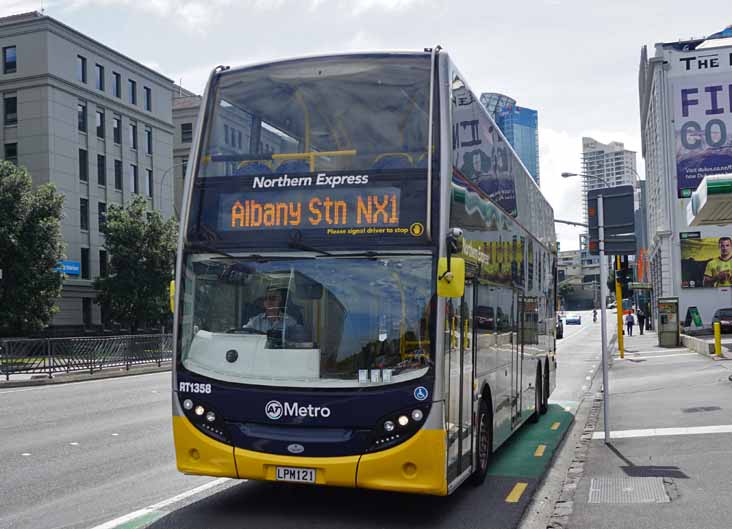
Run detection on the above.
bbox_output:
[559,330,732,529]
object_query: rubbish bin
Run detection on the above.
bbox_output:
[657,297,679,347]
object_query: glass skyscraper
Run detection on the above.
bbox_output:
[480,93,540,186]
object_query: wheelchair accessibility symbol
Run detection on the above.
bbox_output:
[414,386,429,401]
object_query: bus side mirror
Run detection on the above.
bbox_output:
[437,257,465,298]
[438,228,465,298]
[170,280,176,313]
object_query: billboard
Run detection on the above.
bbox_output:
[669,48,732,198]
[680,233,732,288]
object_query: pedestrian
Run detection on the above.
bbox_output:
[637,309,646,335]
[625,312,634,336]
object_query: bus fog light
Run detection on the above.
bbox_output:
[194,405,205,416]
[384,420,395,432]
[398,415,409,427]
[411,409,423,421]
[183,399,194,410]
[205,411,216,422]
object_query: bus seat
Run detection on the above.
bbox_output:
[275,159,310,174]
[235,160,272,176]
[371,153,413,170]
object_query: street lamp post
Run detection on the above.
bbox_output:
[562,170,612,443]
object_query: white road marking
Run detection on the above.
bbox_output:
[89,478,231,529]
[111,433,119,436]
[21,452,31,456]
[622,353,698,360]
[585,376,592,380]
[69,442,79,446]
[592,424,732,440]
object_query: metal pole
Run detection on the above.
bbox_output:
[598,195,611,443]
[615,256,625,358]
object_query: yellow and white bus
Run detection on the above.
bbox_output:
[172,49,557,495]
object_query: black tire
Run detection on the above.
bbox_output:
[530,366,541,423]
[541,358,550,414]
[470,398,493,486]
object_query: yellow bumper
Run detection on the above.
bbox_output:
[173,415,447,495]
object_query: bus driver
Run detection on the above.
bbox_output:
[244,289,298,332]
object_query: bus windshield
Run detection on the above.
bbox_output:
[179,254,434,388]
[198,54,432,177]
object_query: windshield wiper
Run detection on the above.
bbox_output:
[287,240,333,256]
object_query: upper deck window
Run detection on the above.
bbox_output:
[198,55,433,178]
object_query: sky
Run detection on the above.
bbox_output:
[3,0,731,250]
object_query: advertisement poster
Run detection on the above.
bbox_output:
[680,235,732,288]
[670,49,732,197]
[451,79,518,216]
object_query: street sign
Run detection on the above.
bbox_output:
[55,260,81,276]
[587,185,636,255]
[629,282,652,289]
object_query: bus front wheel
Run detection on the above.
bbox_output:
[470,399,492,486]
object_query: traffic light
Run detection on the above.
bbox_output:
[615,256,632,286]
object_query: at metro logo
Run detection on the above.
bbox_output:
[265,400,331,420]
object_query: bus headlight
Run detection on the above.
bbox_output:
[183,399,194,410]
[384,420,395,432]
[205,411,216,423]
[411,409,423,421]
[194,405,205,416]
[397,415,409,427]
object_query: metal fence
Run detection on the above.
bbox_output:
[0,334,172,380]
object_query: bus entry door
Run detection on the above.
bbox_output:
[445,281,475,482]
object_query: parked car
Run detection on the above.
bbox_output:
[565,313,582,325]
[712,308,732,333]
[556,316,564,339]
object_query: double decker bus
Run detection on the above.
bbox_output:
[172,48,558,495]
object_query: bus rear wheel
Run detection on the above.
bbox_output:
[541,358,550,414]
[470,399,492,486]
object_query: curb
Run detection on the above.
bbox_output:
[0,362,171,388]
[546,393,602,528]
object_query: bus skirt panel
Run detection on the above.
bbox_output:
[172,415,238,478]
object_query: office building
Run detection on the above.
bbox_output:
[639,27,732,325]
[480,92,540,185]
[0,11,175,331]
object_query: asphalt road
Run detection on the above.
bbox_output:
[0,313,602,529]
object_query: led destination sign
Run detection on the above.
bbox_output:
[220,187,400,232]
[190,169,429,245]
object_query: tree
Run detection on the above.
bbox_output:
[0,161,65,337]
[95,195,177,332]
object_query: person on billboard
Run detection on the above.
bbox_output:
[703,237,732,287]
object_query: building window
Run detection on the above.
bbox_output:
[99,249,108,278]
[114,159,122,190]
[97,154,106,186]
[128,79,137,105]
[77,55,87,83]
[113,72,121,98]
[4,94,17,125]
[4,142,17,165]
[182,158,188,178]
[129,122,137,149]
[95,64,104,91]
[130,164,138,194]
[181,122,192,143]
[82,297,92,324]
[237,130,242,149]
[77,100,87,132]
[113,114,121,144]
[81,249,90,280]
[96,109,105,139]
[224,124,229,145]
[144,86,152,111]
[79,148,88,182]
[146,169,153,198]
[98,201,106,229]
[3,46,16,74]
[80,198,89,230]
[145,126,152,154]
